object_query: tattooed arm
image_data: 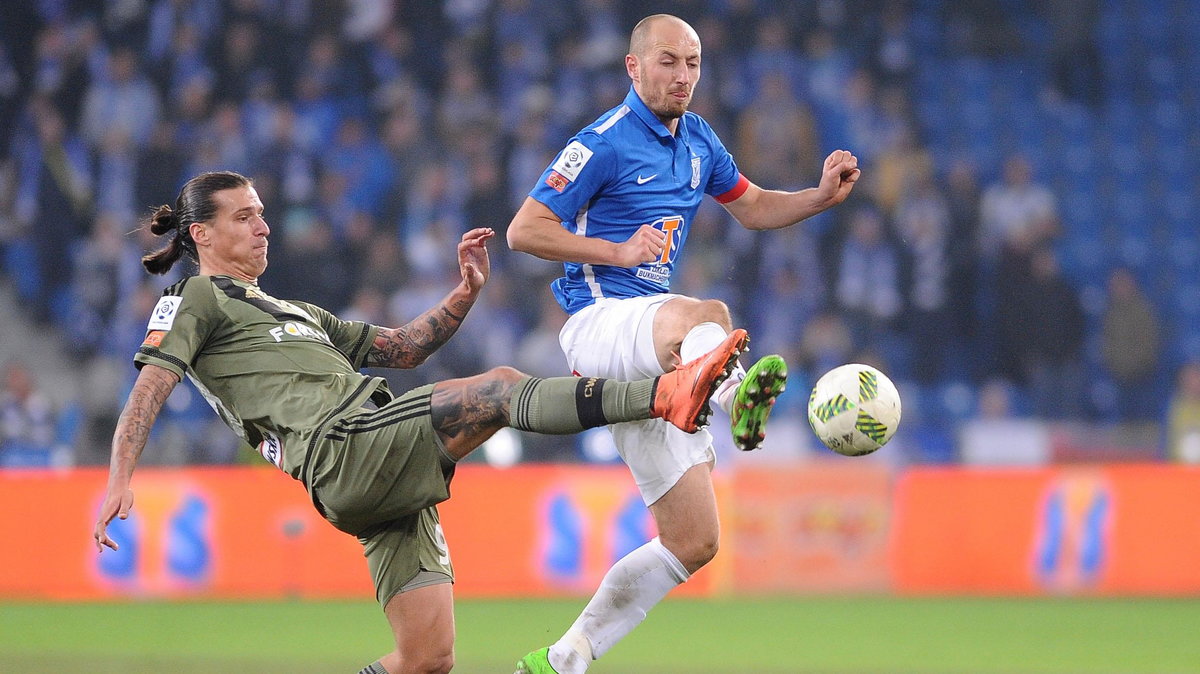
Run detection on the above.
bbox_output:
[366,227,495,369]
[93,364,179,552]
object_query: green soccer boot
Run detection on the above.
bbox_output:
[730,354,788,451]
[515,647,560,674]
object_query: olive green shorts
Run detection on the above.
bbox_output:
[360,506,454,606]
[306,384,456,604]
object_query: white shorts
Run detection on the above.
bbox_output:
[559,294,715,505]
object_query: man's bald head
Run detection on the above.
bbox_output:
[629,14,699,59]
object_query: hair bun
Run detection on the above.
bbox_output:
[149,205,175,235]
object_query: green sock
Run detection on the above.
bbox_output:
[509,376,654,434]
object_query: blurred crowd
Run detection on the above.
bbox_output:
[0,0,1197,468]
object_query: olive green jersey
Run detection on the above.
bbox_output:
[134,275,384,480]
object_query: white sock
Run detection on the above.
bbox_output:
[547,537,690,672]
[679,322,745,414]
[547,634,590,674]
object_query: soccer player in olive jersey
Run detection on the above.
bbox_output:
[508,14,860,674]
[92,171,750,674]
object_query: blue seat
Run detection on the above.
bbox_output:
[1063,235,1108,282]
[1151,100,1186,137]
[1166,233,1200,271]
[1177,331,1200,363]
[1064,189,1100,228]
[1117,234,1152,272]
[1174,283,1200,318]
[1104,98,1139,133]
[1164,191,1198,231]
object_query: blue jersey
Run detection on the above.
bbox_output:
[530,87,748,314]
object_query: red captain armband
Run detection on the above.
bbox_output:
[713,174,750,203]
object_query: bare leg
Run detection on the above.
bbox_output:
[430,367,525,461]
[648,461,720,572]
[652,296,732,370]
[376,582,456,674]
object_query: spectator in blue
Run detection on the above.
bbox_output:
[12,97,93,323]
[322,117,395,219]
[67,212,145,359]
[0,358,58,467]
[79,46,161,150]
[834,203,903,355]
[159,22,213,101]
[896,167,956,383]
[93,128,139,222]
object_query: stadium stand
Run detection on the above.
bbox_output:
[0,0,1195,467]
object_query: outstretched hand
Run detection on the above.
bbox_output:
[816,149,861,208]
[458,227,494,293]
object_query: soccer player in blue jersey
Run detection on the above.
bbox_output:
[507,14,860,674]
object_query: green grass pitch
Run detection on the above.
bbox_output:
[2,597,1198,673]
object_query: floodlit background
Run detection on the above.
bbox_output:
[1,0,1198,672]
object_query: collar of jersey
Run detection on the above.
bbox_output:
[624,86,690,144]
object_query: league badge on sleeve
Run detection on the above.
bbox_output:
[147,296,182,331]
[552,140,594,181]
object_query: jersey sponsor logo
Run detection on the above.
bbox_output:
[552,141,593,181]
[546,170,569,193]
[142,330,167,348]
[690,155,701,189]
[635,266,670,284]
[653,215,684,265]
[269,321,332,345]
[147,296,182,331]
[257,431,284,470]
[636,173,657,185]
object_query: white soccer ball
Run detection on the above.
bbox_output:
[807,363,902,456]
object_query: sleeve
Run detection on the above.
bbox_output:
[528,132,617,223]
[701,121,745,199]
[295,301,381,369]
[133,277,214,379]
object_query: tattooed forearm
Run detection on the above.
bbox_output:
[430,379,512,440]
[110,365,178,473]
[367,296,475,368]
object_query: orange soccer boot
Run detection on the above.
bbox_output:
[651,328,749,433]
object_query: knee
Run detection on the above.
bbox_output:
[659,298,733,346]
[694,299,732,328]
[486,365,526,384]
[419,652,455,674]
[662,531,719,572]
[689,535,720,570]
[671,298,731,332]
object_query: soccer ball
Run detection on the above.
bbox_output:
[807,363,902,456]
